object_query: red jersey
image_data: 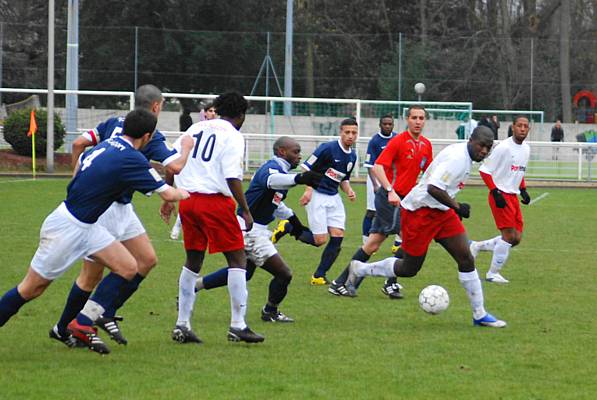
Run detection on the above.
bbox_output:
[375,130,433,197]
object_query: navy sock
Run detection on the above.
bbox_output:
[78,272,128,326]
[335,247,371,285]
[362,214,373,237]
[264,304,277,313]
[0,287,27,327]
[314,236,343,278]
[298,229,317,246]
[56,282,91,335]
[102,273,145,318]
[203,267,229,290]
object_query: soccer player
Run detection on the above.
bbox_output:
[329,106,432,299]
[164,91,265,344]
[191,137,322,322]
[346,126,507,328]
[49,84,193,348]
[0,109,190,353]
[469,116,531,284]
[170,101,218,240]
[297,118,358,285]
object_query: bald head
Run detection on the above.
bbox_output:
[273,136,302,168]
[273,136,299,156]
[134,84,163,110]
[468,126,494,162]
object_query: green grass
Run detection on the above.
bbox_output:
[0,179,596,399]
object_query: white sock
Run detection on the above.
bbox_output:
[227,268,248,329]
[176,266,199,329]
[459,269,486,320]
[489,239,512,274]
[478,235,501,252]
[195,276,205,291]
[362,235,369,245]
[80,300,105,323]
[354,257,396,278]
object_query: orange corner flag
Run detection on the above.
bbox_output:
[27,109,37,137]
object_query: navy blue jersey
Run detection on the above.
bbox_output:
[301,140,357,195]
[85,117,177,204]
[242,158,292,226]
[65,137,166,224]
[364,131,397,168]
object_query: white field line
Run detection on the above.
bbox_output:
[0,178,37,184]
[529,192,549,205]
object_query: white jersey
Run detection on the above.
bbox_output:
[479,137,530,194]
[173,119,244,197]
[401,142,472,211]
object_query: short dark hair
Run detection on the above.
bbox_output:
[406,105,426,118]
[213,92,248,118]
[273,136,298,156]
[379,114,394,123]
[203,102,214,111]
[513,115,529,124]
[470,125,494,142]
[123,108,157,139]
[134,84,163,109]
[340,118,358,127]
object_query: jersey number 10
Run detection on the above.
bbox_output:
[192,131,216,162]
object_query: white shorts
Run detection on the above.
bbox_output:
[306,191,346,234]
[83,202,145,262]
[237,217,277,267]
[30,203,116,280]
[366,174,375,211]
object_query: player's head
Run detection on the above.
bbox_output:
[467,126,494,162]
[273,136,301,169]
[213,92,248,129]
[379,114,394,135]
[123,108,157,149]
[203,102,217,120]
[406,105,426,135]
[511,115,530,144]
[134,84,164,116]
[339,118,358,148]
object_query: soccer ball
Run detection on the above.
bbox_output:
[418,285,449,315]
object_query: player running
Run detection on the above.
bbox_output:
[191,137,322,323]
[49,84,193,349]
[0,109,190,354]
[346,126,507,328]
[469,116,531,283]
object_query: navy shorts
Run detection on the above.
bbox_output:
[369,188,401,236]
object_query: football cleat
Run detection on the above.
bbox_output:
[171,325,203,344]
[344,260,363,296]
[469,241,480,259]
[48,325,84,348]
[95,315,128,345]
[271,220,291,244]
[227,326,265,343]
[310,275,330,286]
[486,272,509,284]
[261,308,294,323]
[473,313,507,328]
[381,280,404,299]
[328,281,356,297]
[67,320,111,354]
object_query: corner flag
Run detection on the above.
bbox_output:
[27,109,37,178]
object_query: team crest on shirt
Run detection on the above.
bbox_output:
[441,172,452,183]
[272,192,283,206]
[307,155,318,165]
[347,162,353,172]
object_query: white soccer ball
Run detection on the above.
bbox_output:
[414,82,426,95]
[418,285,449,315]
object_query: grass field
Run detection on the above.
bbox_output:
[0,179,596,399]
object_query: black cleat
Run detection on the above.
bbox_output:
[328,281,356,297]
[48,325,85,348]
[96,315,128,345]
[381,280,404,299]
[172,325,203,344]
[261,308,294,323]
[227,326,265,343]
[67,320,111,355]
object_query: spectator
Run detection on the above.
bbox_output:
[551,119,564,160]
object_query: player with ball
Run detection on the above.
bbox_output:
[347,126,506,328]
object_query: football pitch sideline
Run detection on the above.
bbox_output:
[0,179,595,399]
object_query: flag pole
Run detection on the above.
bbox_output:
[31,132,36,179]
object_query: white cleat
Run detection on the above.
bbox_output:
[486,272,509,284]
[469,241,480,258]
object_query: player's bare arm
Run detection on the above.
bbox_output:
[227,178,253,231]
[165,135,194,175]
[299,186,313,206]
[158,186,190,202]
[71,136,94,170]
[373,163,400,206]
[340,181,356,202]
[427,184,470,219]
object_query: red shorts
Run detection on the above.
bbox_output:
[179,193,244,254]
[401,207,466,256]
[488,192,523,232]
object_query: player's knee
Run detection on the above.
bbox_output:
[278,267,293,284]
[137,252,158,275]
[18,280,50,300]
[313,236,328,246]
[458,255,476,273]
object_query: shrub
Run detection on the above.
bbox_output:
[3,108,66,156]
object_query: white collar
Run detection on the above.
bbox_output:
[337,139,352,154]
